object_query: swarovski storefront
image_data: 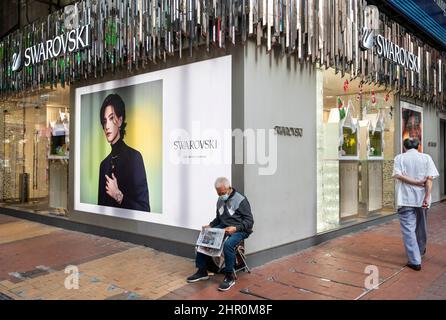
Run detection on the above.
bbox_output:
[0,86,70,214]
[0,1,445,265]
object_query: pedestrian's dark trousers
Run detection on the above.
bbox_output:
[196,225,249,273]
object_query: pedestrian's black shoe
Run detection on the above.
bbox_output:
[218,273,235,291]
[187,269,209,283]
[406,263,421,271]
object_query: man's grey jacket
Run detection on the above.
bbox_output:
[209,189,254,234]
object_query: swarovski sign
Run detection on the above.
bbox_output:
[11,5,89,71]
[360,27,420,73]
[24,24,90,67]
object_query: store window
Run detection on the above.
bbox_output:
[0,86,70,214]
[317,68,395,233]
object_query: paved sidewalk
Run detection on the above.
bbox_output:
[0,202,445,300]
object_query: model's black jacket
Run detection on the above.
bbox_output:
[98,138,151,212]
[209,189,254,233]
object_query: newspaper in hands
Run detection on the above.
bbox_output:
[196,227,227,257]
[196,227,226,249]
[197,244,225,257]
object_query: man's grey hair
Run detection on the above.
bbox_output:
[214,177,231,189]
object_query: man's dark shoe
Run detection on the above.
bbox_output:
[187,269,209,283]
[406,263,421,271]
[218,273,235,291]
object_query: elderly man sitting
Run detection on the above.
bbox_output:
[187,177,254,291]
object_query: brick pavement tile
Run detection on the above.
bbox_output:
[173,272,260,299]
[271,270,364,300]
[0,214,20,225]
[361,244,446,300]
[0,280,17,290]
[241,279,335,300]
[265,252,400,281]
[0,221,59,244]
[105,292,142,300]
[160,292,187,300]
[256,259,368,288]
[287,241,406,271]
[0,230,133,281]
[184,283,249,300]
[316,246,408,270]
[17,246,194,300]
[228,293,266,300]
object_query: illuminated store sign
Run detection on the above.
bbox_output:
[360,27,420,73]
[24,24,90,67]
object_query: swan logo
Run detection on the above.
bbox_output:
[12,50,22,72]
[360,27,375,51]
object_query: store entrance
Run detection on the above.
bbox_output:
[2,107,26,201]
[1,98,50,208]
[441,119,446,197]
[0,86,70,215]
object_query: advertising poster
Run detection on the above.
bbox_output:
[75,56,232,229]
[78,80,163,213]
[400,101,423,153]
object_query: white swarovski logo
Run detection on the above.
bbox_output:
[360,27,375,50]
[12,51,22,72]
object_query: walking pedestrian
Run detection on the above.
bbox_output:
[392,138,439,271]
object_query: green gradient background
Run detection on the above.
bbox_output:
[79,80,163,213]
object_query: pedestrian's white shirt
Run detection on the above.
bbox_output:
[392,149,439,207]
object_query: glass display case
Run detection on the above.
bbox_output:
[48,110,69,159]
[339,107,359,161]
[369,130,383,158]
[341,127,359,158]
[366,112,384,160]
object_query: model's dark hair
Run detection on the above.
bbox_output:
[402,109,421,128]
[403,138,420,150]
[100,93,127,139]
